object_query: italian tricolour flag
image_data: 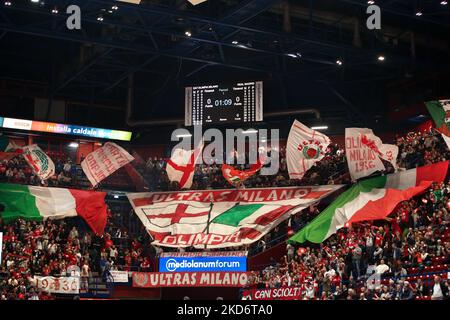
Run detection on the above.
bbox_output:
[289,161,448,244]
[426,99,450,149]
[0,183,108,235]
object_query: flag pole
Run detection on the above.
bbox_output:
[204,202,214,250]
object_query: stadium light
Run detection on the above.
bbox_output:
[377,55,385,62]
[176,133,192,138]
[242,129,258,134]
[69,142,79,148]
[311,126,328,130]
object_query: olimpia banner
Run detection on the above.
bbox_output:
[127,185,342,248]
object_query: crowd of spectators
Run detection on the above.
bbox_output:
[244,181,450,300]
[0,156,76,187]
[0,211,155,300]
[0,128,449,300]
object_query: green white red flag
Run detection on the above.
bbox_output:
[127,185,342,248]
[289,161,448,244]
[425,99,450,149]
[0,183,108,235]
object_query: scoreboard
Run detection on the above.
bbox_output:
[185,81,263,126]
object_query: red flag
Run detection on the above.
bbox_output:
[222,159,263,186]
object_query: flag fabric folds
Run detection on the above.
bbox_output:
[222,159,263,186]
[289,161,448,244]
[127,185,342,248]
[0,183,108,235]
[286,120,331,180]
[81,142,134,187]
[22,144,55,181]
[345,128,399,181]
[166,141,203,189]
[425,99,450,149]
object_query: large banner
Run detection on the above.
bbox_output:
[81,142,134,186]
[127,186,342,248]
[28,276,80,294]
[132,272,248,288]
[22,144,55,181]
[242,286,302,300]
[160,251,248,258]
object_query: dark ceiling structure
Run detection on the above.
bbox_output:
[0,0,449,139]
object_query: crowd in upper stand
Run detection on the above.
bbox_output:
[0,129,449,193]
[0,128,449,299]
[244,181,450,300]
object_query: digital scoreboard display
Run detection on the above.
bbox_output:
[185,81,263,126]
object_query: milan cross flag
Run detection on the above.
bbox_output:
[127,185,342,248]
[286,120,331,180]
[166,141,203,189]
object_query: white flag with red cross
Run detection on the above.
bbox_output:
[166,141,203,189]
[286,120,331,180]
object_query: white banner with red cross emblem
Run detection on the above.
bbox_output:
[286,120,331,180]
[127,186,342,248]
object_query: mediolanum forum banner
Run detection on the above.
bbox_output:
[127,185,342,248]
[159,253,247,272]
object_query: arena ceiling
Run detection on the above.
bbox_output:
[0,0,449,137]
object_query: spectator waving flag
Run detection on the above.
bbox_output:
[166,140,203,189]
[22,144,55,181]
[425,99,450,149]
[286,120,331,180]
[289,161,448,244]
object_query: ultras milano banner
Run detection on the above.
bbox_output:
[132,272,248,288]
[127,185,342,248]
